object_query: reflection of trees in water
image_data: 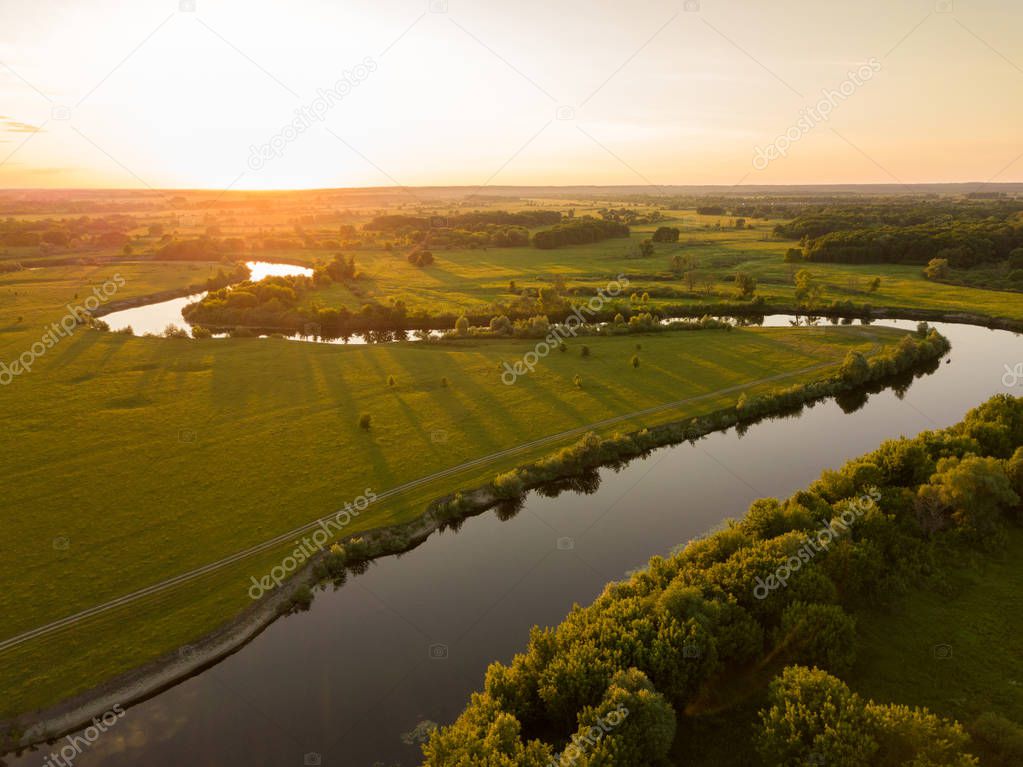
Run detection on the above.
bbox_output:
[534,468,603,499]
[438,515,466,534]
[493,496,525,521]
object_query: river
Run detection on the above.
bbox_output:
[6,318,1022,767]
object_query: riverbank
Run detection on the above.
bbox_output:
[0,327,948,754]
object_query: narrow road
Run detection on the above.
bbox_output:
[0,342,873,654]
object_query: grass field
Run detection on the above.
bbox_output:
[236,209,1023,324]
[0,260,911,720]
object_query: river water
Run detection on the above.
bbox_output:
[7,318,1023,767]
[100,262,313,337]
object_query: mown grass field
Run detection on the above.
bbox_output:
[0,260,910,719]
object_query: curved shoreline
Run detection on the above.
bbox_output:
[0,325,950,755]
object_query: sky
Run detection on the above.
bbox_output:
[1,0,1021,190]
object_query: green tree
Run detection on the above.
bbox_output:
[777,602,858,674]
[455,316,469,336]
[757,666,877,767]
[734,272,757,299]
[794,269,823,307]
[924,257,950,280]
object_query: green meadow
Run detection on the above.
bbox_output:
[247,208,1023,324]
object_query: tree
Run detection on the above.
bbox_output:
[784,247,803,263]
[652,226,680,243]
[918,455,1018,540]
[573,669,676,767]
[581,345,590,357]
[867,276,881,292]
[840,351,871,385]
[734,272,757,299]
[631,355,640,368]
[794,269,823,307]
[756,666,877,767]
[489,315,512,335]
[455,316,469,336]
[358,414,372,429]
[777,602,858,674]
[407,250,434,267]
[757,666,979,766]
[923,257,950,280]
[1009,248,1023,270]
[639,239,655,258]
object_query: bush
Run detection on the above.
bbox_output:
[971,712,1023,766]
[757,667,978,767]
[923,257,950,280]
[581,345,590,357]
[493,470,525,498]
[358,414,372,430]
[631,354,640,368]
[777,602,857,674]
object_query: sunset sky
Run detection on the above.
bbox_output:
[1,0,1021,190]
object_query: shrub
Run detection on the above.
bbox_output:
[923,257,950,280]
[581,345,590,357]
[387,375,396,387]
[756,666,876,766]
[358,414,372,430]
[493,470,525,498]
[631,354,640,368]
[970,712,1023,766]
[777,602,857,674]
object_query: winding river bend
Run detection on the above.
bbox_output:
[100,262,313,337]
[7,318,1023,767]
